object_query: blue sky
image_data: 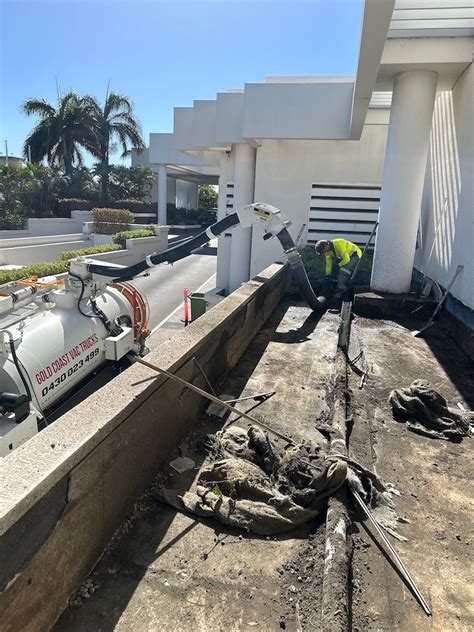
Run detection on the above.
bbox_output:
[1,0,363,164]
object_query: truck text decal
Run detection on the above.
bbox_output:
[35,334,99,385]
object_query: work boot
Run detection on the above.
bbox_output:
[328,293,342,313]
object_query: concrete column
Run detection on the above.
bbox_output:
[371,70,438,293]
[157,163,167,225]
[228,143,256,292]
[216,152,234,291]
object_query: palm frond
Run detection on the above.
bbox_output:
[21,98,56,118]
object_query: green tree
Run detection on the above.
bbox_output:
[58,166,100,201]
[198,184,218,210]
[22,92,97,174]
[0,163,64,228]
[108,165,154,200]
[85,92,145,201]
[0,165,28,229]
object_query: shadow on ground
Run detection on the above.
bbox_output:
[55,300,330,632]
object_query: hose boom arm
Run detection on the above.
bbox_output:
[77,203,327,311]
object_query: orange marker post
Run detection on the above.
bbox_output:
[183,288,190,326]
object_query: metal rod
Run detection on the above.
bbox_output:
[133,356,294,444]
[413,264,463,336]
[223,391,275,404]
[192,356,217,397]
[349,221,379,284]
[351,488,432,616]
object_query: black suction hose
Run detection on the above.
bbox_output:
[87,213,240,280]
[3,331,33,402]
[276,228,327,311]
[86,212,326,311]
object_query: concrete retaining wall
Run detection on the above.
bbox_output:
[0,237,92,265]
[27,217,82,236]
[0,229,169,267]
[0,263,289,631]
[0,233,85,250]
[87,230,169,266]
[0,230,29,240]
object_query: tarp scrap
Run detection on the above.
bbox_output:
[156,425,393,536]
[388,379,473,441]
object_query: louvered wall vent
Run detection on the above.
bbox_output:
[308,183,380,247]
[225,182,234,213]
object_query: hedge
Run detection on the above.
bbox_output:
[55,198,93,217]
[56,198,93,213]
[58,244,123,260]
[0,245,130,286]
[0,261,68,285]
[167,204,201,225]
[112,228,155,249]
[92,207,134,234]
[110,199,155,214]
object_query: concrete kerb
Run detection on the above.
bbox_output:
[0,263,289,632]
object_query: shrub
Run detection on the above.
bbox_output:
[0,261,68,285]
[197,209,217,227]
[0,205,27,230]
[58,244,123,260]
[92,207,133,234]
[111,199,155,214]
[112,228,155,249]
[166,204,202,225]
[298,245,324,273]
[298,245,374,285]
[56,198,93,216]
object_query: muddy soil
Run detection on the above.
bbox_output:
[55,302,341,632]
[348,316,473,631]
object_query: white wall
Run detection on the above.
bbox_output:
[243,81,354,140]
[0,239,91,265]
[415,64,474,310]
[0,233,84,249]
[176,180,198,210]
[250,121,389,276]
[27,217,82,236]
[167,178,177,205]
[86,231,169,266]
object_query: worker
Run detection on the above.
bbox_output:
[314,238,362,299]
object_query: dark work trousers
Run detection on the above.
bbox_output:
[335,252,360,294]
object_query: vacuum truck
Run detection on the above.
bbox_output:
[0,203,327,456]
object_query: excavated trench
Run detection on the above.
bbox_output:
[54,292,473,632]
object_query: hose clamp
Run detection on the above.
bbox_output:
[145,253,157,268]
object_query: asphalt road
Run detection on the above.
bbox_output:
[132,241,217,330]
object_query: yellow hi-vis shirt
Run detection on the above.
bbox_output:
[325,239,362,276]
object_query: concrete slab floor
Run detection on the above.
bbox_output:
[52,301,474,632]
[54,300,342,632]
[348,316,473,632]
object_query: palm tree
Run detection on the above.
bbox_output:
[86,92,145,201]
[22,92,97,175]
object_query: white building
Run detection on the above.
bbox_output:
[141,0,474,324]
[131,141,218,217]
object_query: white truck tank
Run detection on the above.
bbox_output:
[0,277,149,456]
